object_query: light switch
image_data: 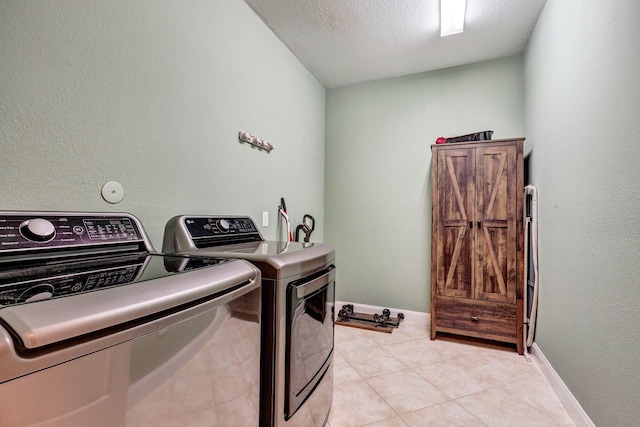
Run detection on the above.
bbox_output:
[262,211,269,227]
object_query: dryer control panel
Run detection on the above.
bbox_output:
[182,216,263,247]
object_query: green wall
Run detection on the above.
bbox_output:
[3,0,638,423]
[524,0,640,425]
[325,56,524,312]
[0,0,326,248]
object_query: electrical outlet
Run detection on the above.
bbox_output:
[262,211,269,227]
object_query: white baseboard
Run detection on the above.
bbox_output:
[530,343,595,427]
[335,300,430,328]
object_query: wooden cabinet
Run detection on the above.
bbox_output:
[430,138,524,354]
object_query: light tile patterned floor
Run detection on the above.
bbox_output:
[326,323,574,427]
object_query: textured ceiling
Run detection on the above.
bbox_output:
[244,0,547,88]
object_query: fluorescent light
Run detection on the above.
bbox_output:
[440,0,467,37]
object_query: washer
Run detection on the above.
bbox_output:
[163,215,335,427]
[0,211,261,426]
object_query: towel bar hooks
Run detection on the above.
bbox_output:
[238,131,274,152]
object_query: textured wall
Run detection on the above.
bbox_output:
[0,0,326,249]
[325,56,524,312]
[524,0,640,425]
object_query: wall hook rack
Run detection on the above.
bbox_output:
[238,131,274,152]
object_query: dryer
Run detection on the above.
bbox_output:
[163,215,335,427]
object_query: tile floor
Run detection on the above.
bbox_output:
[326,323,575,427]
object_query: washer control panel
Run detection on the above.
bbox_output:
[184,217,261,243]
[0,263,143,306]
[0,213,143,251]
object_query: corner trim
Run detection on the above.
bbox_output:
[530,343,596,427]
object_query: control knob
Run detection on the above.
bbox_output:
[19,218,56,242]
[216,219,230,233]
[18,284,55,303]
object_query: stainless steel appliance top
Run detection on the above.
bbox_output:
[163,215,335,279]
[0,211,259,360]
[0,211,239,307]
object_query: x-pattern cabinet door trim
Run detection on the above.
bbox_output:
[431,138,524,354]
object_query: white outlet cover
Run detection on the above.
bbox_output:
[101,181,125,204]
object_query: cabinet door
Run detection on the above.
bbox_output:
[475,145,518,303]
[434,148,475,299]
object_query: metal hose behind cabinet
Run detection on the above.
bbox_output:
[524,185,539,353]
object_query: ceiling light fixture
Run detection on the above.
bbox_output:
[440,0,467,37]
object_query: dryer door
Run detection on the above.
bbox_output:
[285,265,335,417]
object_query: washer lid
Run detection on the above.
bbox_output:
[0,253,232,308]
[0,256,258,350]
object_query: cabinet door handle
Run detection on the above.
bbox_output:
[471,316,479,322]
[469,221,473,229]
[477,221,482,229]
